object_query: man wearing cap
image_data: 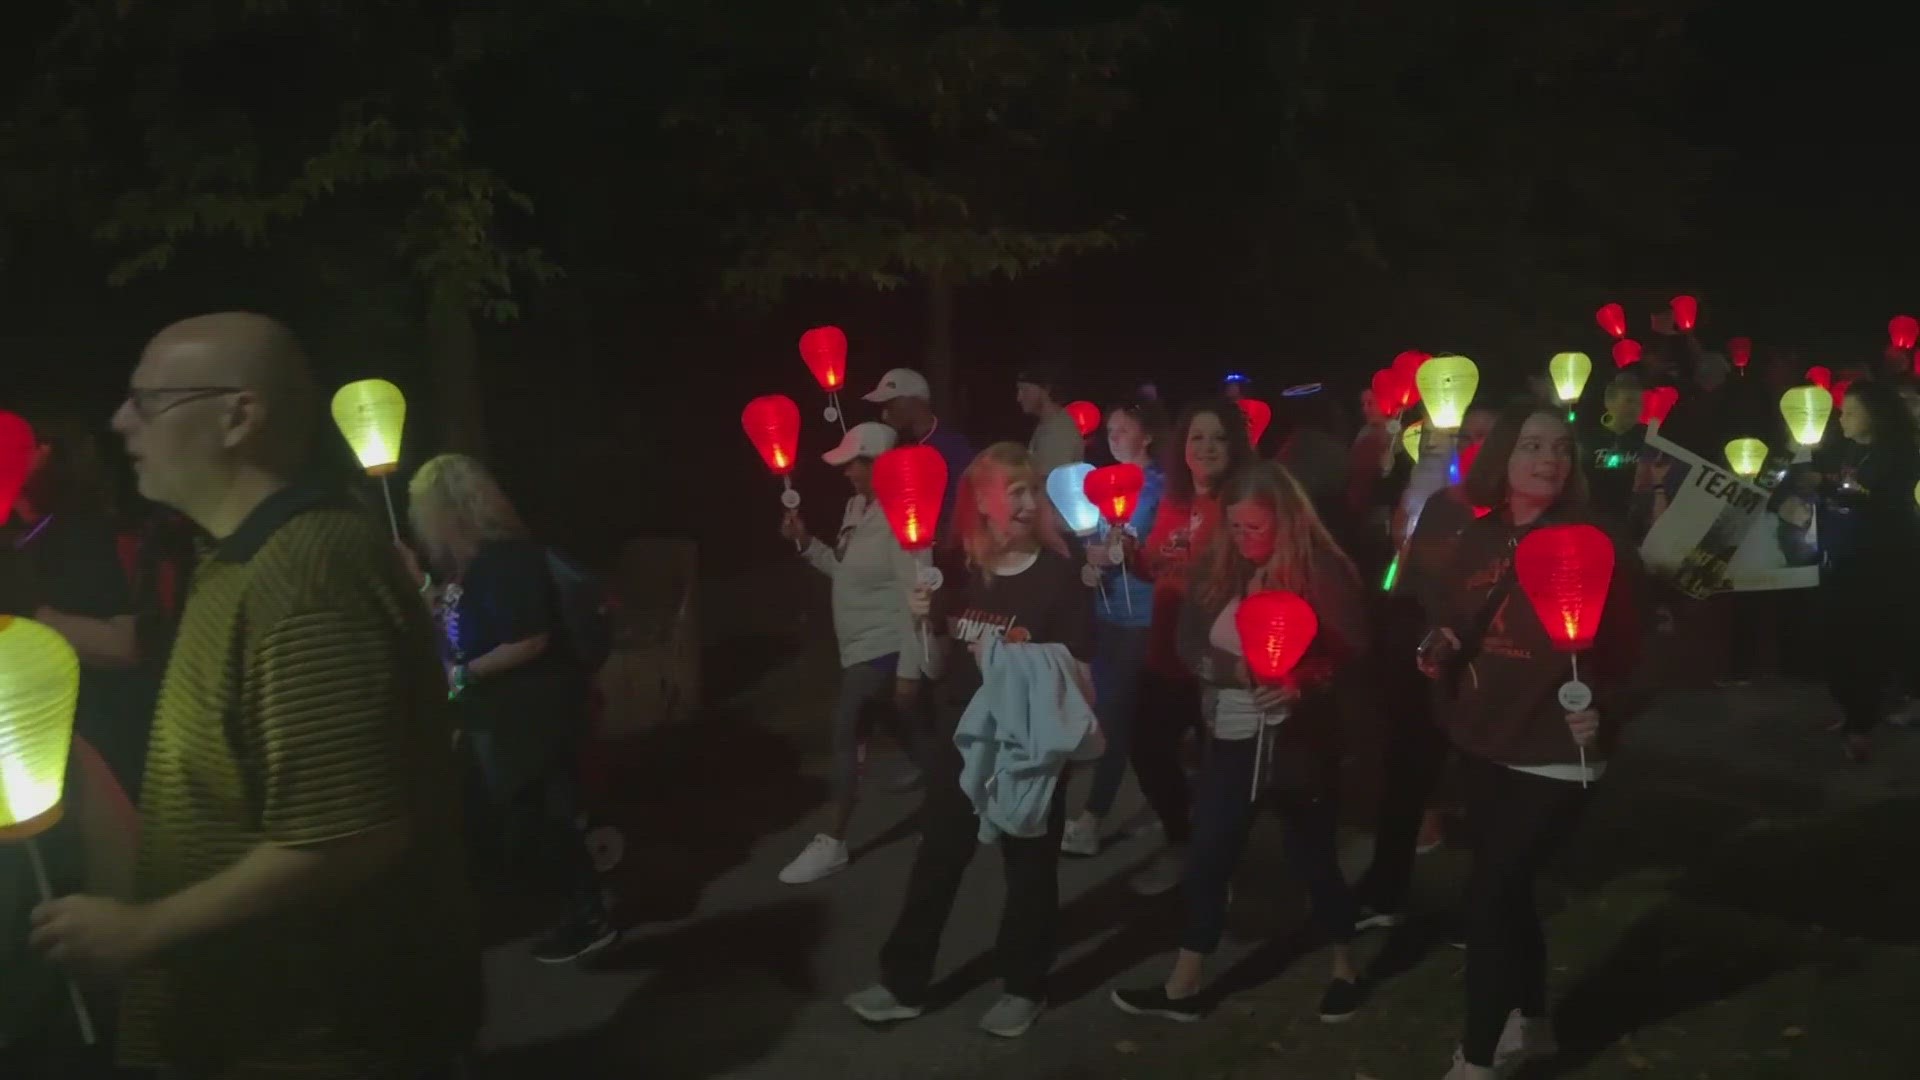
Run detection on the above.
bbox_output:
[1016,365,1084,479]
[775,421,934,885]
[863,368,975,543]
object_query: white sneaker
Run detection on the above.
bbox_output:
[1061,813,1101,856]
[1493,1010,1557,1069]
[978,993,1044,1038]
[1441,1047,1498,1079]
[778,834,848,884]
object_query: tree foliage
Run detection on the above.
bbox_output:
[655,0,1164,302]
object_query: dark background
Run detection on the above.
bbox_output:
[1,1,1915,571]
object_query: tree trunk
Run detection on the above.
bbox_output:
[925,264,957,421]
[427,285,486,452]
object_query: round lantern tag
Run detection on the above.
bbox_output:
[1385,418,1402,437]
[780,488,802,510]
[916,565,945,592]
[823,403,839,423]
[1557,679,1593,713]
[1080,564,1101,588]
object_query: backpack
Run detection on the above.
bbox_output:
[546,548,614,673]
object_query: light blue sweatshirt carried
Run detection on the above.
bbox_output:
[954,639,1105,842]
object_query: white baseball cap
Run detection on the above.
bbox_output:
[862,368,932,404]
[822,421,898,466]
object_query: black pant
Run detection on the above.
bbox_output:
[1821,571,1903,735]
[1459,754,1588,1067]
[1181,733,1356,954]
[470,732,603,920]
[1130,673,1203,844]
[1357,672,1450,914]
[879,720,1067,1004]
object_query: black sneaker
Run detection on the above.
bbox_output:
[1318,977,1362,1023]
[532,914,619,964]
[1110,985,1204,1023]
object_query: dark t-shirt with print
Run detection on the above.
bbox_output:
[935,549,1095,724]
[443,538,585,763]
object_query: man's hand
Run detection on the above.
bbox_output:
[1250,684,1300,713]
[907,586,933,620]
[780,509,810,545]
[1566,709,1601,748]
[30,895,161,979]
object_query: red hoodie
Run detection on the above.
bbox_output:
[1431,510,1651,768]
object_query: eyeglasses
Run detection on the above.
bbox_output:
[124,386,244,421]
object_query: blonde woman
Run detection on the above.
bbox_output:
[845,443,1095,1040]
[404,453,614,964]
[1113,462,1368,1024]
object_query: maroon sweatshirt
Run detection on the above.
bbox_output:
[1431,509,1651,768]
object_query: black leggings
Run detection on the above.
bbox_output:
[1129,673,1204,843]
[1822,572,1904,735]
[1356,673,1450,914]
[1458,754,1588,1067]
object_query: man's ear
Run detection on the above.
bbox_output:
[221,389,267,451]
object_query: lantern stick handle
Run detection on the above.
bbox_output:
[378,473,401,542]
[1117,550,1133,617]
[1571,653,1590,790]
[27,838,97,1046]
[832,393,847,436]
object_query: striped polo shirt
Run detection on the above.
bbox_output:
[119,485,482,1078]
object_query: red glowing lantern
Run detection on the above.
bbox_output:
[1083,463,1145,527]
[1669,294,1699,332]
[1726,336,1752,369]
[1832,377,1853,411]
[1370,368,1411,420]
[872,444,949,553]
[1238,398,1273,447]
[798,326,848,391]
[1515,524,1616,654]
[741,395,802,476]
[1889,313,1920,351]
[1234,590,1319,686]
[1595,303,1628,340]
[0,412,34,526]
[1640,385,1680,426]
[1805,365,1832,391]
[1890,315,1918,352]
[1065,400,1102,439]
[1611,338,1642,368]
[1391,350,1431,390]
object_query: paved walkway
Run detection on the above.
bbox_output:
[468,568,1920,1079]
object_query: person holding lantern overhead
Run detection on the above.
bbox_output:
[1125,399,1258,897]
[1111,461,1368,1025]
[774,421,932,885]
[2,418,153,800]
[1062,399,1167,857]
[845,443,1093,1040]
[1016,363,1085,479]
[1416,404,1649,1080]
[1778,381,1920,763]
[28,312,481,1079]
[864,367,975,544]
[404,452,615,962]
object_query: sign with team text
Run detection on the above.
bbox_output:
[1637,426,1818,596]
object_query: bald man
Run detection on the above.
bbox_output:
[32,314,481,1078]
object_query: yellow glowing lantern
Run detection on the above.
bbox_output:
[1401,420,1424,461]
[0,616,81,841]
[1778,385,1834,449]
[1548,352,1593,405]
[331,379,407,476]
[1723,438,1768,480]
[1416,354,1480,430]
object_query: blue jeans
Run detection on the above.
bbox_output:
[1086,621,1150,816]
[1181,729,1356,955]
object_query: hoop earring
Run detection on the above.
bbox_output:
[1600,411,1615,428]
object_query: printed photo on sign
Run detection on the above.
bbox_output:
[1637,426,1817,596]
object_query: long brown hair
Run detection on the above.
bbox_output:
[1195,461,1357,609]
[1461,405,1591,512]
[1163,398,1257,503]
[953,442,1066,581]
